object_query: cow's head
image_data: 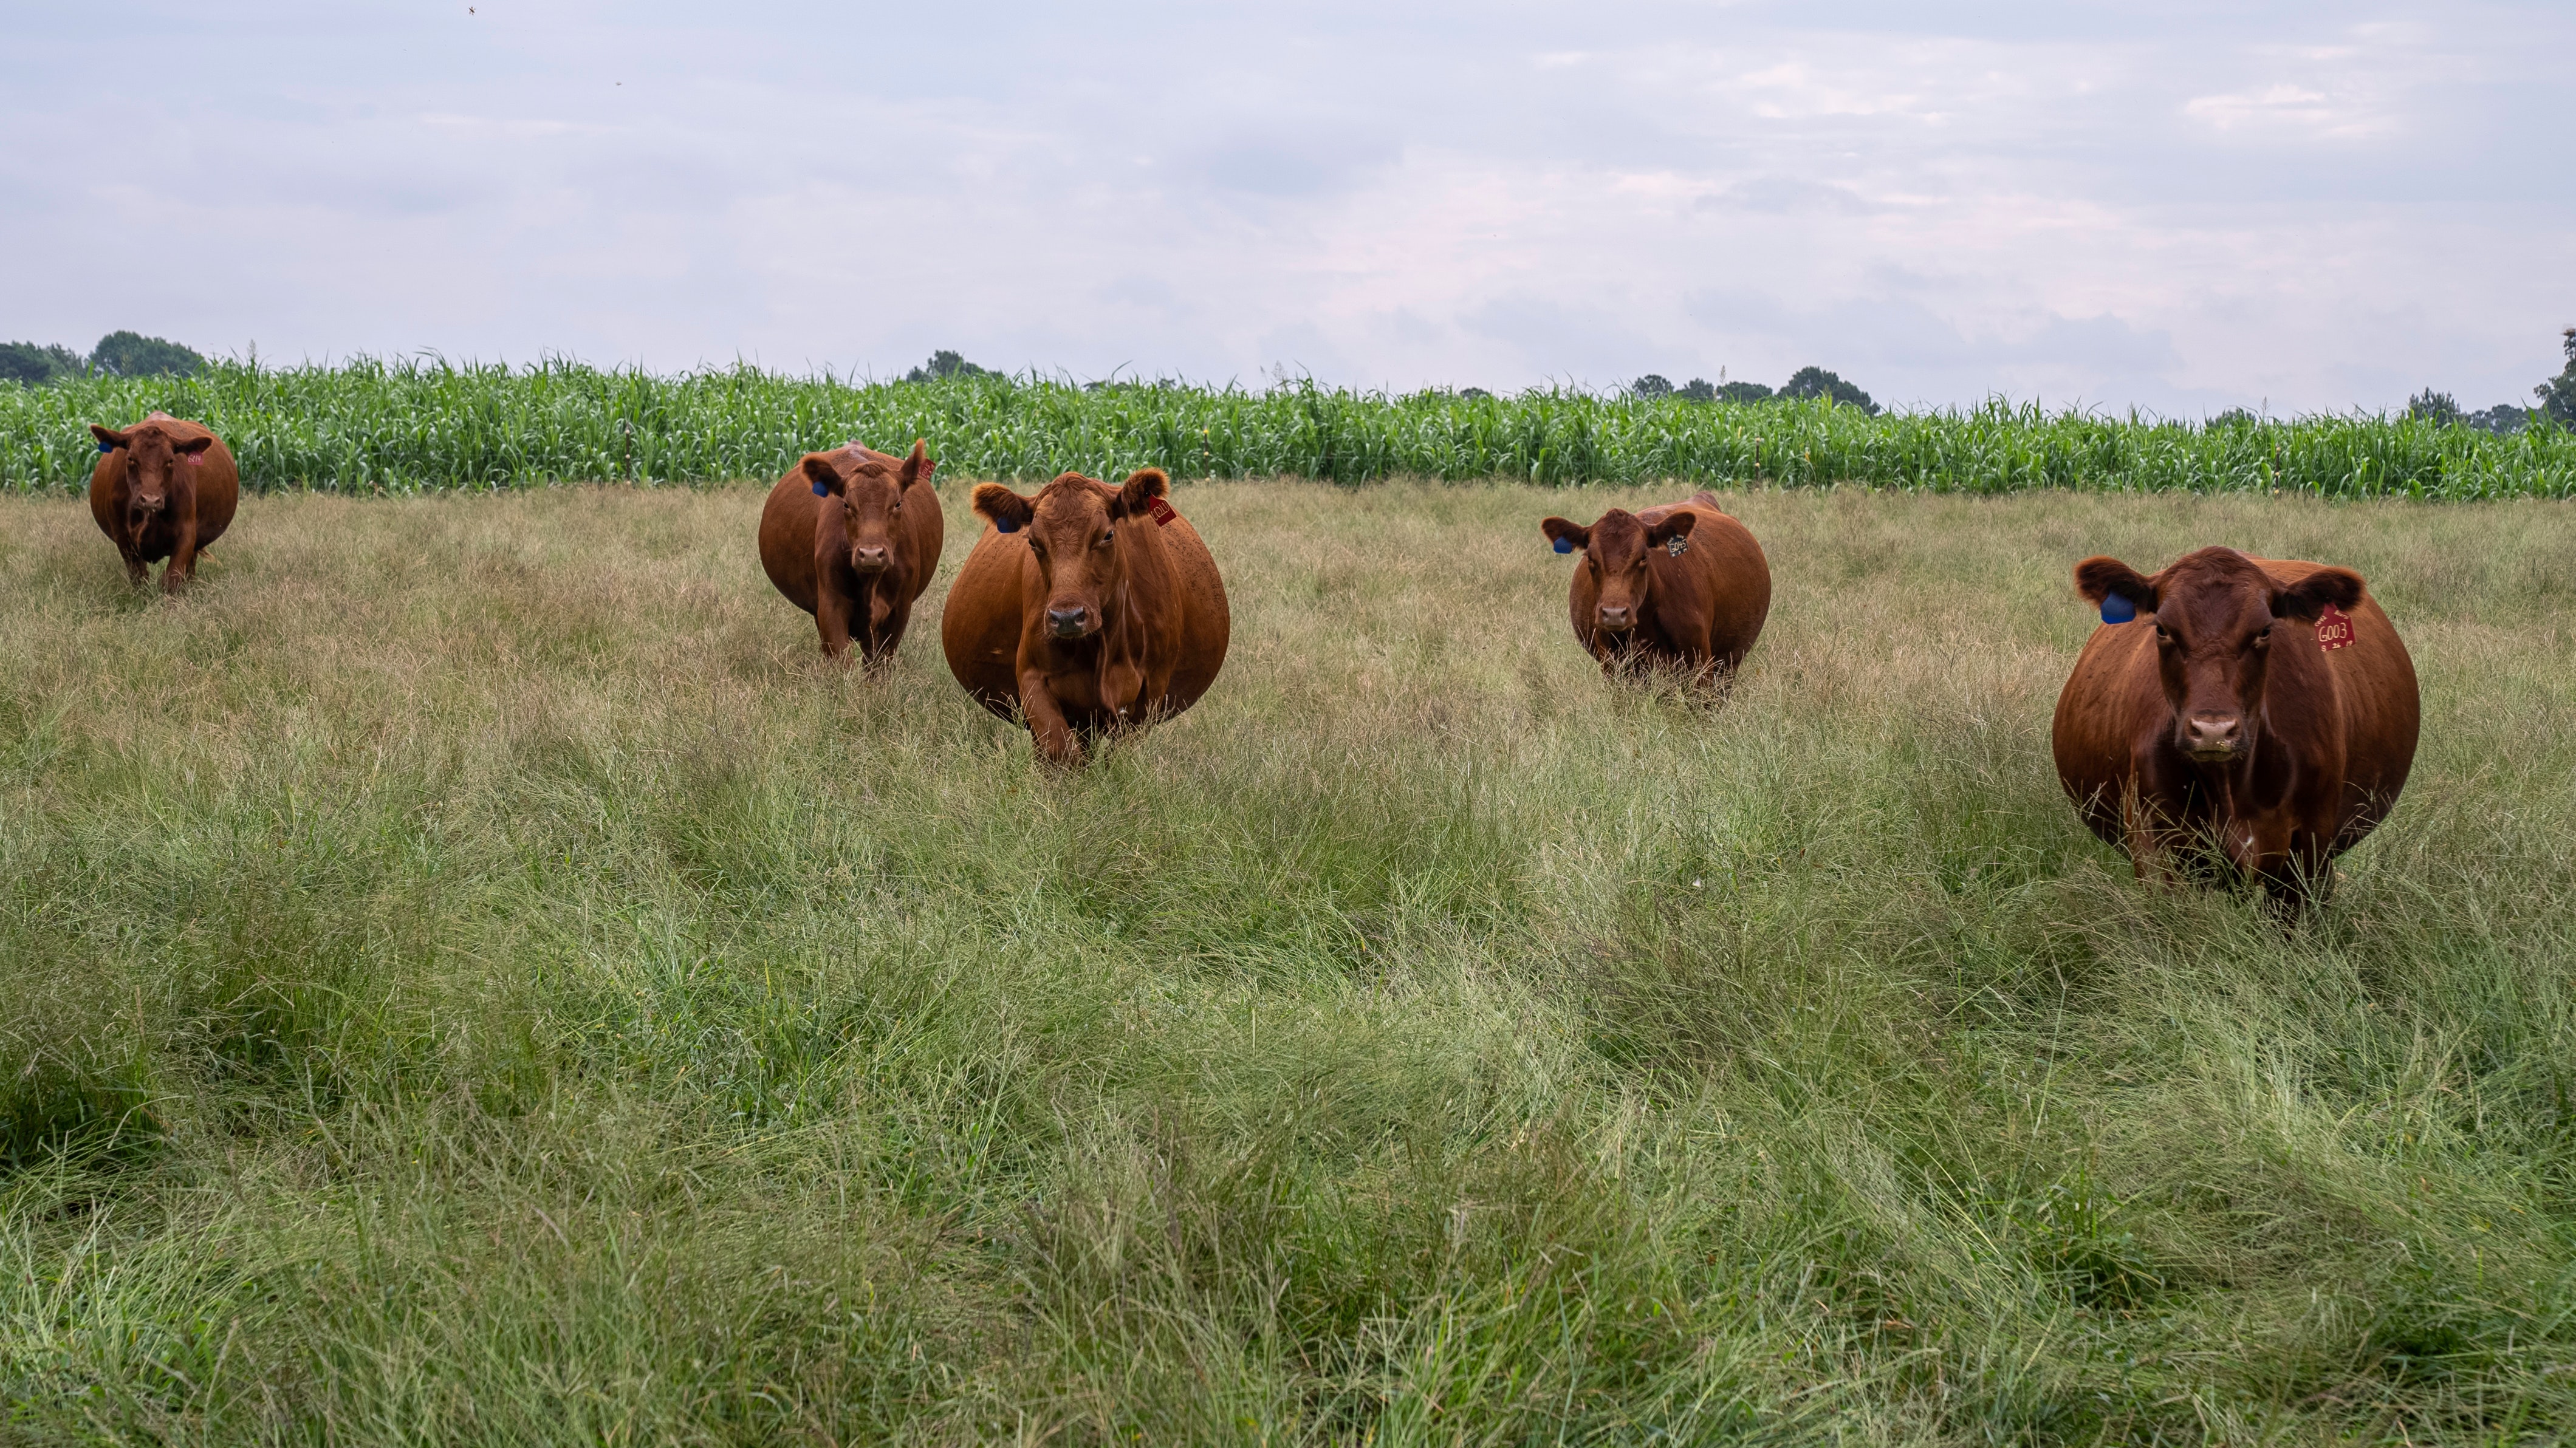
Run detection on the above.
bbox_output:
[1540,508,1697,634]
[972,468,1168,641]
[91,420,212,532]
[2075,546,2364,765]
[804,439,928,575]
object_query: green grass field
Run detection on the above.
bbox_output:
[4,478,2574,1444]
[6,360,2572,498]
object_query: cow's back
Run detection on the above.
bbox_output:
[2254,558,2418,847]
[756,471,822,615]
[1669,497,1769,666]
[941,525,1031,719]
[1154,515,1229,712]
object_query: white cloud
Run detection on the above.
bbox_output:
[0,1,2568,411]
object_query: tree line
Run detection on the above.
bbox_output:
[1,331,208,386]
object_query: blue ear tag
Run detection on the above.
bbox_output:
[1552,536,1573,553]
[996,517,1018,534]
[811,479,830,496]
[2099,593,2137,624]
[98,440,114,453]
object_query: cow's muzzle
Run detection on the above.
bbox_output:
[1046,605,1094,639]
[1595,603,1637,632]
[129,496,168,516]
[849,545,890,573]
[2181,713,2244,762]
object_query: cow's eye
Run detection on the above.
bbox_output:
[1098,529,1114,547]
[2155,626,2174,645]
[2251,626,2270,648]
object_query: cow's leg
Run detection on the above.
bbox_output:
[1018,670,1084,765]
[119,543,149,587]
[862,589,912,672]
[162,518,200,594]
[814,584,855,660]
[2120,779,2180,886]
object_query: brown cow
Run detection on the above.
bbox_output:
[1538,491,1771,685]
[88,413,239,593]
[757,439,944,664]
[940,468,1228,765]
[2052,545,2420,909]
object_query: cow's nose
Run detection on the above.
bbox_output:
[1046,606,1089,638]
[2184,713,2244,757]
[1596,604,1634,630]
[851,545,889,572]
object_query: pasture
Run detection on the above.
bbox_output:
[2,479,2573,1445]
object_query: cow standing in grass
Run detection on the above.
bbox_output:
[88,414,238,593]
[940,468,1228,765]
[1539,491,1771,686]
[758,440,943,664]
[2053,546,2420,909]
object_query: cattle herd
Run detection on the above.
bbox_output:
[86,415,2422,912]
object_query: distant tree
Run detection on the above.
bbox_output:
[1716,380,1774,404]
[1459,386,1493,400]
[2207,407,2259,429]
[1675,377,1716,403]
[1779,366,1877,414]
[89,330,204,378]
[903,349,993,383]
[2463,404,2530,435]
[0,341,86,385]
[1628,374,1674,400]
[2535,327,2576,426]
[2405,389,2461,425]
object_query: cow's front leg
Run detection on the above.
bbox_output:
[161,518,200,594]
[814,584,856,660]
[1018,669,1085,765]
[861,584,910,671]
[2120,779,2181,887]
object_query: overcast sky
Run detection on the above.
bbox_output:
[4,2,2570,413]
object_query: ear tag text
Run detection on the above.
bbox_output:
[1146,496,1177,526]
[2099,593,2137,624]
[2315,602,2356,651]
[1552,536,1574,554]
[184,452,204,466]
[1665,534,1690,556]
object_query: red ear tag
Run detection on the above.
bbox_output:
[1146,496,1177,526]
[184,452,204,466]
[919,457,936,480]
[2315,603,2356,651]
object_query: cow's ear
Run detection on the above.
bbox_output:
[2272,566,2364,622]
[175,435,214,457]
[802,455,845,497]
[973,482,1035,534]
[89,424,128,449]
[1645,511,1697,544]
[1109,467,1168,521]
[900,438,933,486]
[2074,555,2156,615]
[1539,517,1589,553]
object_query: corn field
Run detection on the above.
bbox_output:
[5,357,2569,497]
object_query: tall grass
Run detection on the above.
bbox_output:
[6,357,2570,497]
[3,479,2572,1443]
